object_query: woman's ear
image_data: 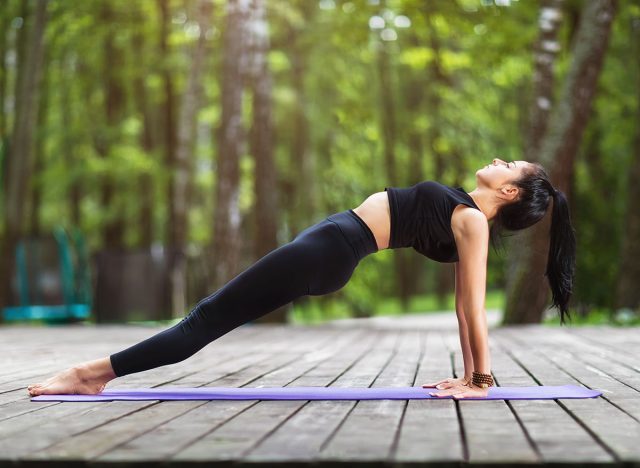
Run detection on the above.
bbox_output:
[500,184,519,202]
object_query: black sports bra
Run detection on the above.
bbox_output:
[384,180,481,263]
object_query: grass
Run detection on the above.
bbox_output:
[542,306,640,327]
[288,289,506,325]
[4,291,637,328]
[290,291,640,328]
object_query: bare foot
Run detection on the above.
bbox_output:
[27,357,117,397]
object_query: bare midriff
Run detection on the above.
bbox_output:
[352,191,391,251]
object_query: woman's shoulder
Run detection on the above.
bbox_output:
[451,205,488,238]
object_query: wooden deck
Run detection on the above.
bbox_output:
[0,317,639,467]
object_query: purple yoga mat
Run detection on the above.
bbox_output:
[31,384,602,402]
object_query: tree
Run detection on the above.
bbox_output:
[97,1,126,249]
[0,0,49,315]
[504,0,564,321]
[503,0,617,324]
[614,7,640,315]
[170,0,214,318]
[132,3,157,249]
[158,0,178,249]
[245,0,285,323]
[211,0,251,290]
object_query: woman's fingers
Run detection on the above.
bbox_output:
[428,387,464,397]
[421,379,449,388]
[429,391,460,398]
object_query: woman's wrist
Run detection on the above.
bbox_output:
[471,370,494,388]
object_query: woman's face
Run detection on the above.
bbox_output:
[476,158,529,190]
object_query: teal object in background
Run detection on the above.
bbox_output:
[2,227,92,324]
[2,304,90,322]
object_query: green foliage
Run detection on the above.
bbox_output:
[290,288,506,325]
[1,0,636,323]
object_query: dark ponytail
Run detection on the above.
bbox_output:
[544,187,576,325]
[488,163,576,325]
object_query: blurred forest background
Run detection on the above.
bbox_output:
[0,0,638,327]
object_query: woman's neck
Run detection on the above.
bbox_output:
[467,189,499,222]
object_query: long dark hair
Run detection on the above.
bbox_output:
[489,163,576,325]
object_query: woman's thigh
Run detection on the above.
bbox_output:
[196,218,358,326]
[292,219,359,296]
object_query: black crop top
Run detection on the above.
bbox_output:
[384,180,481,263]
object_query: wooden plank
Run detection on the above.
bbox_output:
[170,329,394,463]
[310,330,413,462]
[4,324,312,461]
[3,321,638,466]
[94,328,368,462]
[437,330,538,464]
[240,330,411,463]
[392,331,464,464]
[565,326,640,373]
[0,325,270,414]
[567,325,640,356]
[493,327,640,464]
[445,328,613,464]
[496,327,640,422]
[22,327,347,463]
[0,323,264,397]
[0,397,60,422]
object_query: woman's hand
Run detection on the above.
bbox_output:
[422,376,469,390]
[426,381,490,399]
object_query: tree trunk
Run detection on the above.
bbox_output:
[0,1,14,140]
[423,7,454,310]
[244,0,284,323]
[97,1,126,249]
[0,0,48,314]
[375,3,404,315]
[504,0,564,323]
[503,0,617,324]
[132,7,156,249]
[246,0,277,262]
[211,0,250,290]
[527,0,564,161]
[29,47,51,236]
[287,1,316,237]
[61,50,82,227]
[158,0,178,246]
[614,16,640,314]
[276,3,317,319]
[169,0,213,318]
[12,0,31,127]
[400,28,426,308]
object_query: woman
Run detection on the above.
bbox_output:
[27,158,576,400]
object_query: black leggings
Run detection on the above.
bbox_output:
[109,209,379,377]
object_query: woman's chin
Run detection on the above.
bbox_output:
[475,172,490,186]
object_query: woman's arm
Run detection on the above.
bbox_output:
[454,262,474,382]
[425,208,491,398]
[453,210,491,376]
